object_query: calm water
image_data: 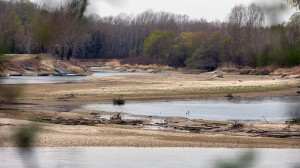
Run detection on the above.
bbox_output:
[1,147,299,168]
[82,96,300,121]
[0,71,149,84]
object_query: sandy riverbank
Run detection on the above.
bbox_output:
[5,71,299,102]
[1,118,300,148]
[0,71,300,148]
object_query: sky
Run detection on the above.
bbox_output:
[31,0,298,23]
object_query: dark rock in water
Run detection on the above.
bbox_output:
[225,93,234,98]
[113,98,125,105]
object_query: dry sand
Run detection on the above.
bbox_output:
[12,72,300,103]
[1,118,300,148]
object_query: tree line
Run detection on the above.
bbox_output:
[0,0,299,70]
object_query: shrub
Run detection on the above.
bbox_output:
[185,47,220,71]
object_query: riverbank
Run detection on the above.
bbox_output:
[5,71,299,102]
[0,118,300,148]
[0,71,300,147]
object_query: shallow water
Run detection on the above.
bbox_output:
[1,147,299,168]
[0,71,149,84]
[83,96,300,121]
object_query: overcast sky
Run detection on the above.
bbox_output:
[30,0,298,23]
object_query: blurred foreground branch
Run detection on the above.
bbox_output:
[284,0,300,10]
[15,123,40,147]
[214,151,255,168]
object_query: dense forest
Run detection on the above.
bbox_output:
[0,0,299,70]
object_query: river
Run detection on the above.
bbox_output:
[82,96,300,121]
[1,147,299,168]
[0,71,150,84]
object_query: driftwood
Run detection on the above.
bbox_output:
[34,116,144,126]
[209,73,224,80]
[37,117,103,125]
[110,113,122,121]
[230,121,244,129]
[260,132,300,138]
[263,116,269,124]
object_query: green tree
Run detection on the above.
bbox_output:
[17,0,36,25]
[30,11,51,53]
[222,37,235,63]
[4,10,24,53]
[142,30,176,59]
[177,32,200,57]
